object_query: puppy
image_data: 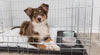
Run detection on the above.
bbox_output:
[19,3,60,51]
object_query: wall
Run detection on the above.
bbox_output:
[0,0,12,31]
[93,0,100,33]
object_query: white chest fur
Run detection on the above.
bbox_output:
[32,21,49,38]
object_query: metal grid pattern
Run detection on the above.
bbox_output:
[0,0,93,55]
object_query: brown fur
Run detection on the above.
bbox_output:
[24,3,49,23]
[11,26,20,30]
[19,3,53,50]
[19,21,39,37]
[11,4,60,51]
[20,3,49,37]
[44,37,53,42]
[28,37,47,50]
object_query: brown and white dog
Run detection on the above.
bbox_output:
[19,3,60,51]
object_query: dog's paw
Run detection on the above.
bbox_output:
[42,44,60,51]
[45,42,60,51]
[46,45,53,50]
[51,45,60,51]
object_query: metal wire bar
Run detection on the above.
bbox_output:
[0,0,93,55]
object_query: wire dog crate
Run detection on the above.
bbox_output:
[0,0,93,55]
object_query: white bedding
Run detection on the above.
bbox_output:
[0,27,66,49]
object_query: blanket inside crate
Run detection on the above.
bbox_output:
[0,27,66,49]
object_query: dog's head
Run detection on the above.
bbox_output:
[24,3,49,23]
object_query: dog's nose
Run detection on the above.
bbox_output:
[37,18,41,21]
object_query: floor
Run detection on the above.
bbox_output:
[87,33,100,55]
[0,33,100,55]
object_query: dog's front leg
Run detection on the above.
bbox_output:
[30,34,53,50]
[44,37,60,51]
[28,37,49,50]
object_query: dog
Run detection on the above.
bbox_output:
[19,3,60,51]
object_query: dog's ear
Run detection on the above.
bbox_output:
[24,7,33,16]
[40,3,49,13]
